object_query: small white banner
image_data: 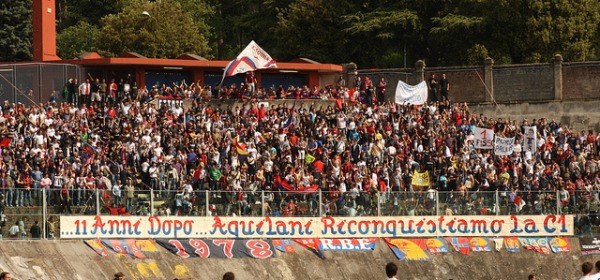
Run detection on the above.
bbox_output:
[494,136,515,156]
[473,127,494,149]
[395,80,428,105]
[523,126,538,153]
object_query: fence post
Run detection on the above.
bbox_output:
[150,189,154,215]
[377,192,381,216]
[484,57,495,102]
[42,188,47,240]
[436,190,440,216]
[206,190,210,217]
[37,64,42,104]
[95,189,100,216]
[572,191,577,215]
[553,54,563,101]
[318,190,323,217]
[415,60,425,82]
[261,191,265,217]
[495,190,499,216]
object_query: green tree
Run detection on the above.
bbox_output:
[56,0,122,32]
[343,7,421,67]
[419,0,600,65]
[429,14,485,65]
[528,0,600,62]
[466,44,489,65]
[177,0,215,49]
[480,0,600,63]
[57,21,101,59]
[273,0,355,63]
[0,0,32,61]
[96,0,211,58]
[206,0,290,60]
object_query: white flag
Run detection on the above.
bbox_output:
[494,136,515,156]
[473,127,494,149]
[492,238,504,252]
[394,80,428,105]
[222,41,277,80]
[523,126,537,153]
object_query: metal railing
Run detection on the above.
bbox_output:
[1,188,599,238]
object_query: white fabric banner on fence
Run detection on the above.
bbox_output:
[395,80,428,105]
[60,215,573,238]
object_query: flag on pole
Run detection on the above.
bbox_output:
[234,136,249,155]
[255,133,265,144]
[0,138,11,147]
[514,196,526,212]
[221,41,277,82]
[103,190,112,199]
[283,103,297,133]
[411,170,430,187]
[283,113,296,132]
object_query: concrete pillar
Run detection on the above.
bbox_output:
[307,72,319,88]
[192,69,204,87]
[553,54,563,101]
[415,60,425,82]
[484,57,494,102]
[255,72,262,89]
[342,63,357,88]
[135,68,145,89]
[33,0,60,61]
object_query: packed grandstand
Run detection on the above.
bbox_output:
[0,74,597,238]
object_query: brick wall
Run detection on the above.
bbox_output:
[358,66,487,103]
[355,58,600,104]
[563,62,600,100]
[426,67,487,103]
[493,64,554,102]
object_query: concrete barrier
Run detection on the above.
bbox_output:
[472,100,600,132]
[0,238,595,280]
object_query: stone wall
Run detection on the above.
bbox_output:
[426,66,487,103]
[354,54,600,104]
[472,100,600,132]
[563,62,600,100]
[493,64,554,102]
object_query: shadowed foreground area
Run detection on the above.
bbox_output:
[0,238,595,280]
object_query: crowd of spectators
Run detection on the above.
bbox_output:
[0,72,599,236]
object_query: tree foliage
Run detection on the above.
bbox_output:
[96,0,211,58]
[0,0,32,61]
[56,0,122,31]
[274,0,355,63]
[57,21,101,59]
[205,0,291,59]
[5,0,600,67]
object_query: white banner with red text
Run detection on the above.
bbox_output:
[59,215,573,239]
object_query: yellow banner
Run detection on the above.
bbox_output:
[411,170,430,187]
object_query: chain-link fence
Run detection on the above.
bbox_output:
[0,63,80,106]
